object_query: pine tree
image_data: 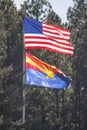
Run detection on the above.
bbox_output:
[67,0,87,129]
[20,0,52,21]
[0,0,23,127]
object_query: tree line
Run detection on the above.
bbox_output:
[0,0,87,130]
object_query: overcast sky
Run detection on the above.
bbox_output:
[14,0,74,22]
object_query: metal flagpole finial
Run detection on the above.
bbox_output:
[0,0,2,3]
[22,10,26,18]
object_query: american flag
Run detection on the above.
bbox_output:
[24,17,74,56]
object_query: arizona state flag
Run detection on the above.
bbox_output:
[26,52,71,89]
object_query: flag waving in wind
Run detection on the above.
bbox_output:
[26,52,72,89]
[24,17,74,56]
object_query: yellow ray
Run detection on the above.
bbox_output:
[26,56,55,78]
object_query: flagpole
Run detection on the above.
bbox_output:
[22,11,26,124]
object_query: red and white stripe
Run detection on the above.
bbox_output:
[24,22,74,56]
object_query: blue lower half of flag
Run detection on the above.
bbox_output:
[26,69,71,89]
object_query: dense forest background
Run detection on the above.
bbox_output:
[0,0,87,130]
